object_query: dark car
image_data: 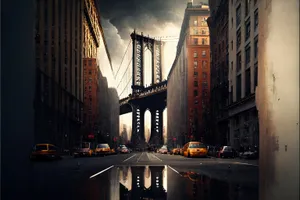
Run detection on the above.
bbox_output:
[218,146,235,158]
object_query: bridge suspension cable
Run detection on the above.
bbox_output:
[118,75,133,98]
[114,40,132,79]
[116,58,132,89]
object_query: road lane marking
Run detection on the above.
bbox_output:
[89,165,114,179]
[122,154,136,162]
[151,153,162,161]
[233,162,258,167]
[137,152,144,162]
[146,152,151,161]
[168,165,182,176]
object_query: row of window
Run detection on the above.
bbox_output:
[194,81,208,88]
[192,28,207,35]
[193,60,208,69]
[234,63,258,102]
[235,37,258,72]
[193,51,207,58]
[193,38,209,45]
[193,89,208,97]
[193,17,208,27]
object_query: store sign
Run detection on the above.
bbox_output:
[88,134,94,139]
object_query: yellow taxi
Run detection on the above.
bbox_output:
[95,143,111,156]
[172,148,180,155]
[30,143,61,160]
[183,142,208,158]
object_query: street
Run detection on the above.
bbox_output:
[30,152,258,200]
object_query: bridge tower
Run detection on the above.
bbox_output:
[130,31,165,148]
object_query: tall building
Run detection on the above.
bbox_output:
[167,2,210,146]
[34,0,108,148]
[34,0,85,148]
[83,58,100,134]
[207,0,229,145]
[228,0,259,149]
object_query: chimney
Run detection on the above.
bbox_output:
[187,0,193,7]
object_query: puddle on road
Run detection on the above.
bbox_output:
[82,165,258,200]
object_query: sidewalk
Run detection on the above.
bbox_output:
[207,156,259,166]
[235,158,258,166]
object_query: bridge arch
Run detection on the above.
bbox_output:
[143,48,152,87]
[119,103,133,143]
[144,109,151,143]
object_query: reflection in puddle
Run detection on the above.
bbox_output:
[119,166,167,199]
[87,165,257,200]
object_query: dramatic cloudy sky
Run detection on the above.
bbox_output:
[96,0,208,71]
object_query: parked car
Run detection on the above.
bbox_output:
[95,143,111,156]
[182,142,208,158]
[120,146,130,154]
[240,146,259,159]
[218,146,235,158]
[30,143,61,160]
[207,146,218,157]
[74,142,94,157]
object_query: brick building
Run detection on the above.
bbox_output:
[83,58,100,134]
[167,1,211,146]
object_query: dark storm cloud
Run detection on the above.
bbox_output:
[96,0,208,66]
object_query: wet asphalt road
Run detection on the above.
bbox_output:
[29,152,258,200]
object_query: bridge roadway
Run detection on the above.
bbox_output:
[119,81,167,115]
[29,152,259,200]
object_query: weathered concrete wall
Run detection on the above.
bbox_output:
[257,0,299,199]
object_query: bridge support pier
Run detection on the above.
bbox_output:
[131,105,146,147]
[149,108,164,147]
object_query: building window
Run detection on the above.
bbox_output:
[194,81,198,87]
[193,38,198,45]
[236,29,241,49]
[194,90,198,97]
[89,70,92,75]
[231,40,233,50]
[194,71,198,77]
[236,52,242,71]
[202,50,206,57]
[202,60,207,69]
[245,0,250,17]
[254,62,258,87]
[202,72,207,79]
[229,86,233,104]
[194,28,198,35]
[194,51,198,58]
[236,4,241,27]
[254,9,258,32]
[194,19,198,26]
[201,38,207,45]
[202,90,208,97]
[245,46,251,65]
[201,18,207,26]
[236,75,241,101]
[195,100,199,105]
[231,61,233,71]
[202,81,208,89]
[245,68,251,96]
[194,61,198,68]
[201,29,206,35]
[254,37,258,59]
[245,19,251,41]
